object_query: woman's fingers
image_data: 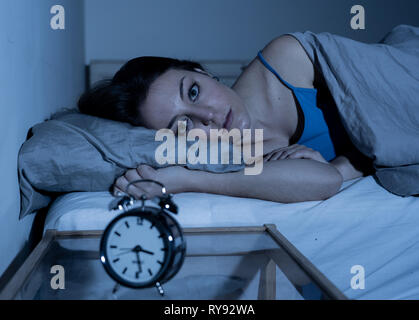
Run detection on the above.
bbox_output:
[266,151,284,161]
[112,186,124,197]
[114,168,145,198]
[264,145,298,162]
[286,149,315,160]
[136,164,157,180]
[286,148,328,163]
[114,174,145,198]
[125,167,143,181]
[135,165,163,197]
[264,144,302,161]
[114,165,162,199]
[114,175,129,196]
[278,145,304,160]
[264,144,327,163]
[264,150,284,162]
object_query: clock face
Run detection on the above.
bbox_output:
[101,213,170,287]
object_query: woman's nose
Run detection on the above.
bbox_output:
[189,105,211,121]
[190,106,222,127]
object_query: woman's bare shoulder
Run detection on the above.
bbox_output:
[259,35,315,88]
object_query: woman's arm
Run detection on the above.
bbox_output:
[114,159,343,203]
[330,155,364,181]
[187,160,342,202]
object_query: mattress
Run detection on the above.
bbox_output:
[43,176,419,299]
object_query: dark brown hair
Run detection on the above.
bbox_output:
[78,56,205,126]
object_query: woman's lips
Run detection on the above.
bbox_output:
[223,109,233,130]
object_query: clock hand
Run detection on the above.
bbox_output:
[135,251,142,273]
[115,250,134,257]
[139,248,154,255]
[114,247,136,256]
[133,244,154,255]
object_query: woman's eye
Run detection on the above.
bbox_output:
[188,83,200,101]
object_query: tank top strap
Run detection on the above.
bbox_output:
[257,51,296,90]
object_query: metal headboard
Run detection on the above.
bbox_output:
[87,59,249,89]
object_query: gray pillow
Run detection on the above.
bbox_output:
[18,110,244,219]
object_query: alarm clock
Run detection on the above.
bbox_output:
[100,179,186,295]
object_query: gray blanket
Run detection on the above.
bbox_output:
[289,24,419,196]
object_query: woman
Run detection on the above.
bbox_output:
[79,35,374,203]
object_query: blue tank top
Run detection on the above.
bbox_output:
[257,51,336,161]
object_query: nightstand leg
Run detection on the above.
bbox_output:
[258,258,276,300]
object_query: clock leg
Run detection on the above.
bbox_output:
[112,283,120,295]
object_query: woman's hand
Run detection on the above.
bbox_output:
[113,165,192,199]
[264,144,328,164]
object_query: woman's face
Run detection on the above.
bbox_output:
[140,68,251,135]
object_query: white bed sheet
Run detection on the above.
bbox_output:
[43,176,419,299]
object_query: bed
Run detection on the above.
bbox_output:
[43,176,419,300]
[25,43,419,299]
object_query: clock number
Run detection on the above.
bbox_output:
[137,217,143,225]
